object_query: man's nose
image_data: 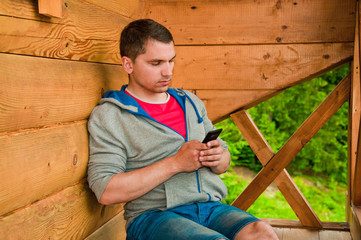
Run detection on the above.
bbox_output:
[162,62,173,77]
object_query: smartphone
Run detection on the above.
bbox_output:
[202,129,223,143]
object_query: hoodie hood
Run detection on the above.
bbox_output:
[101,85,204,124]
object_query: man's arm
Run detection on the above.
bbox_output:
[99,140,207,205]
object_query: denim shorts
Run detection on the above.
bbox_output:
[126,201,259,240]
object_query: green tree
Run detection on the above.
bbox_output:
[216,64,349,184]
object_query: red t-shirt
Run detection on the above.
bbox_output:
[125,89,186,138]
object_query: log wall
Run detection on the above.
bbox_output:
[0,0,358,239]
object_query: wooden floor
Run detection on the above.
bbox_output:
[273,227,352,240]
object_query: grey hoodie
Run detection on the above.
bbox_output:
[87,86,228,228]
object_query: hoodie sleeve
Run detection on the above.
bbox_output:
[87,103,127,202]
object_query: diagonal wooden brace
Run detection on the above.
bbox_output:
[231,110,322,227]
[232,74,350,214]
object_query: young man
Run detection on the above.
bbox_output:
[87,19,278,240]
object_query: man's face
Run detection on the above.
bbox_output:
[125,39,176,100]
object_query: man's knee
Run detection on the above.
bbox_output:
[235,220,279,240]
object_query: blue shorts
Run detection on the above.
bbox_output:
[126,201,259,240]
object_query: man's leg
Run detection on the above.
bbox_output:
[234,221,279,240]
[206,202,278,240]
[126,209,229,240]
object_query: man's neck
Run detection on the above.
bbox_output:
[125,87,169,104]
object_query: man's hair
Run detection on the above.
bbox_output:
[120,19,174,61]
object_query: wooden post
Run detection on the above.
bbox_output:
[352,0,361,207]
[38,0,64,18]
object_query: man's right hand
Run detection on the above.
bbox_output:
[173,140,207,172]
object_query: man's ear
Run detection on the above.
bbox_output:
[121,56,133,74]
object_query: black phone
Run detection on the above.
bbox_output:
[202,129,223,143]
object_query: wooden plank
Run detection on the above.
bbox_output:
[281,228,319,240]
[142,0,355,45]
[85,210,127,240]
[38,0,64,18]
[349,205,361,240]
[349,0,361,207]
[81,0,143,18]
[0,0,130,64]
[354,124,361,205]
[0,181,124,239]
[272,227,284,240]
[173,43,353,90]
[232,74,350,211]
[263,219,350,231]
[273,227,351,240]
[196,89,275,123]
[353,0,361,207]
[231,110,321,228]
[319,230,352,240]
[0,121,88,216]
[0,53,126,133]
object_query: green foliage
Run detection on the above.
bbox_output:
[216,64,349,222]
[216,64,349,184]
[220,169,346,222]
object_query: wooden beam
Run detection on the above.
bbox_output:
[0,121,88,216]
[174,43,353,90]
[0,53,126,133]
[348,1,361,215]
[353,0,361,207]
[80,0,143,18]
[263,218,349,231]
[232,74,350,210]
[0,181,124,239]
[349,205,361,240]
[231,110,322,228]
[196,89,275,123]
[38,0,64,18]
[354,122,361,205]
[142,0,356,45]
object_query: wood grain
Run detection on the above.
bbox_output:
[142,0,355,45]
[0,0,130,64]
[195,89,275,123]
[349,205,361,240]
[352,0,361,206]
[38,0,64,18]
[81,0,143,18]
[0,53,126,133]
[0,181,124,240]
[85,210,127,240]
[0,121,88,216]
[173,43,353,90]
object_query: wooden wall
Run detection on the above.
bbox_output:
[0,0,358,239]
[0,0,132,239]
[145,0,355,122]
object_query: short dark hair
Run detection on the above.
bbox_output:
[120,19,174,61]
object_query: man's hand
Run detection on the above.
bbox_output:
[199,139,230,174]
[173,140,206,172]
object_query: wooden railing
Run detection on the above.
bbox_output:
[230,74,350,228]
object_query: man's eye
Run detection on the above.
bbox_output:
[151,62,160,66]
